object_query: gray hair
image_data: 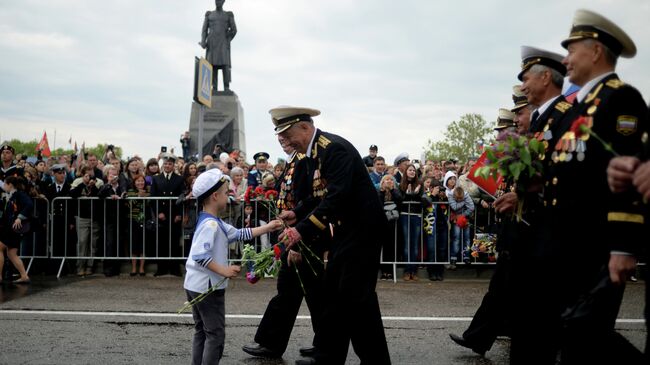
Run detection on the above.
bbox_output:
[583,38,618,67]
[529,64,564,88]
[230,166,244,176]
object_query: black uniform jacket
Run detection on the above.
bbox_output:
[294,129,388,262]
[544,73,649,261]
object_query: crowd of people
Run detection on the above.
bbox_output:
[0,132,499,283]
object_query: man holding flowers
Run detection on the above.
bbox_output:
[272,106,391,365]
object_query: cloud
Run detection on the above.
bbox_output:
[1,0,649,166]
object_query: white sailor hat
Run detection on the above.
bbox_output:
[192,168,230,203]
[511,85,529,112]
[494,108,516,130]
[393,152,410,166]
[561,9,636,58]
[518,46,567,81]
[269,106,321,134]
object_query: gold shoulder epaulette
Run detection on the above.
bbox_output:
[295,153,305,160]
[555,101,572,113]
[606,79,625,89]
[317,135,331,149]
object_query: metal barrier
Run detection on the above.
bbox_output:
[379,200,499,281]
[10,192,504,280]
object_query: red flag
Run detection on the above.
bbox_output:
[36,131,52,157]
[467,151,502,196]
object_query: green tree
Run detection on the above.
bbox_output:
[423,113,494,163]
[1,138,122,160]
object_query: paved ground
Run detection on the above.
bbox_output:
[0,268,645,364]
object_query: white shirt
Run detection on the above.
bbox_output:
[533,94,562,119]
[184,212,252,293]
[576,71,615,103]
[305,128,318,158]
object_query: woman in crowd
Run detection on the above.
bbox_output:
[70,165,102,276]
[378,174,401,280]
[120,157,142,191]
[448,179,475,269]
[125,174,149,276]
[398,164,428,281]
[423,177,449,280]
[443,171,460,268]
[182,162,198,181]
[144,158,159,186]
[0,176,33,284]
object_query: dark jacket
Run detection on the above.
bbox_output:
[150,172,185,221]
[294,129,388,262]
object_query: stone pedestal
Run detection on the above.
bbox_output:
[188,91,246,158]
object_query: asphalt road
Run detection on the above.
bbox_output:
[0,269,645,365]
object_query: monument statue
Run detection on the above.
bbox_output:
[199,0,237,93]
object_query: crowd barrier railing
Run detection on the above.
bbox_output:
[32,195,502,280]
[17,196,50,273]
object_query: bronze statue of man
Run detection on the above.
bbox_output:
[199,0,237,92]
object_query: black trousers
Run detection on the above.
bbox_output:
[313,256,391,365]
[254,250,325,354]
[462,251,512,352]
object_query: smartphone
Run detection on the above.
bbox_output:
[161,146,167,153]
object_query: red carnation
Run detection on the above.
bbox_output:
[273,244,283,259]
[254,186,265,196]
[456,214,468,228]
[264,189,278,201]
[244,186,254,203]
[569,116,590,139]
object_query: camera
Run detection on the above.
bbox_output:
[107,144,115,151]
[161,146,167,153]
[227,161,233,170]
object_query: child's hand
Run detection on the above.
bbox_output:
[223,265,241,278]
[268,219,284,231]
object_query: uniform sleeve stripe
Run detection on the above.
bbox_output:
[238,228,252,241]
[608,212,644,224]
[309,215,327,230]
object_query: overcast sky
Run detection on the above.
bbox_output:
[1,0,648,164]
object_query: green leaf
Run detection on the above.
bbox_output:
[509,162,524,180]
[520,146,531,165]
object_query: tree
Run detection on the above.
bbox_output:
[423,113,494,163]
[1,138,122,160]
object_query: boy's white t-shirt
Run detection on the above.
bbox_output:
[184,211,252,293]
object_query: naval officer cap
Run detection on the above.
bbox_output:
[494,108,516,130]
[192,167,230,204]
[561,9,636,58]
[253,152,270,162]
[393,152,409,166]
[0,144,15,154]
[160,153,177,162]
[51,164,67,173]
[511,85,529,112]
[269,106,321,134]
[518,46,567,81]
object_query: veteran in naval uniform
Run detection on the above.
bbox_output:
[272,106,391,365]
[508,46,576,364]
[544,9,649,364]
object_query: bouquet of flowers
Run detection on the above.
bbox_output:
[467,233,497,263]
[244,186,279,203]
[473,131,546,221]
[241,242,285,284]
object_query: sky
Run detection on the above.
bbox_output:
[1,0,648,165]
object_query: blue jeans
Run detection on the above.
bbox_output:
[452,225,470,262]
[425,224,449,263]
[400,214,421,274]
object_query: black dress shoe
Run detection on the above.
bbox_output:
[449,333,486,356]
[299,346,316,356]
[242,343,281,358]
[295,357,317,365]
